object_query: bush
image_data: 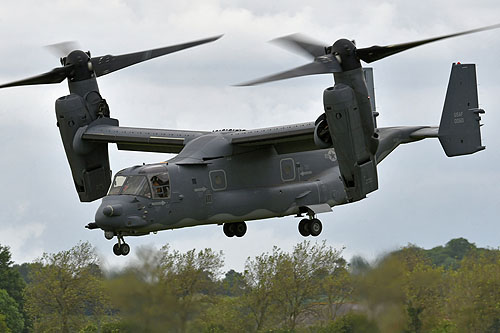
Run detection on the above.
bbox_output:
[312,313,379,333]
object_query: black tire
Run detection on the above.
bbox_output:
[234,222,247,237]
[113,243,122,256]
[223,223,235,237]
[298,219,311,237]
[120,243,130,256]
[309,219,322,237]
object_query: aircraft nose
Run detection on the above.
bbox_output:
[95,199,127,229]
[95,205,122,229]
[102,204,123,217]
[95,197,148,229]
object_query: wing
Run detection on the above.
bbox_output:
[82,121,209,154]
[225,122,317,153]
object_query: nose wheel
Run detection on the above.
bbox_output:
[112,235,130,256]
[298,218,322,237]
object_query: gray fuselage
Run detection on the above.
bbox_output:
[95,139,347,236]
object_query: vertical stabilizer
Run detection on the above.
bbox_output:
[438,63,485,157]
[363,67,378,127]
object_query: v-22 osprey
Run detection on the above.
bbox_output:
[1,24,497,255]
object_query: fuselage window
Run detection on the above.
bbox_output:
[151,173,170,199]
[209,170,227,191]
[280,158,296,182]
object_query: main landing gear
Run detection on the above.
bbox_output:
[298,218,322,237]
[112,235,130,256]
[223,222,247,237]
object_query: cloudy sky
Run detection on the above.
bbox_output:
[0,0,499,271]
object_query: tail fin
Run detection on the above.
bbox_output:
[438,63,485,157]
[363,67,379,127]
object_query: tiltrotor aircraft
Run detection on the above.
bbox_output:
[1,25,497,256]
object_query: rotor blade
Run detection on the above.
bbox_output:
[357,23,500,63]
[91,35,223,77]
[0,65,72,89]
[236,58,341,86]
[45,41,80,58]
[271,33,327,58]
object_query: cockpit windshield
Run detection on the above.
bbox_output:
[108,172,171,199]
[108,175,152,198]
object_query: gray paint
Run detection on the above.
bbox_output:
[91,62,484,254]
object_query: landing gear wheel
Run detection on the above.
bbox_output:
[120,243,130,256]
[309,218,322,237]
[298,219,311,237]
[113,243,121,256]
[112,235,130,256]
[223,223,235,237]
[234,222,247,237]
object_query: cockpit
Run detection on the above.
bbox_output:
[108,170,170,199]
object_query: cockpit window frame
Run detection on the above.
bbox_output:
[108,174,153,199]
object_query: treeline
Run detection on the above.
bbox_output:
[0,238,499,332]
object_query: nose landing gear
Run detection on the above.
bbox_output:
[112,235,130,256]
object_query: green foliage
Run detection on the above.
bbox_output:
[243,247,278,331]
[0,314,11,333]
[0,289,23,332]
[0,245,26,307]
[219,269,246,296]
[105,245,225,333]
[79,320,130,333]
[191,295,253,332]
[25,241,110,333]
[314,313,379,333]
[424,238,477,269]
[6,237,500,332]
[0,245,27,332]
[243,241,348,331]
[446,251,500,331]
[356,246,449,332]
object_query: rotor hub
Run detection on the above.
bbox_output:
[331,39,360,71]
[63,50,94,82]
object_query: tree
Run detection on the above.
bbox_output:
[219,269,246,296]
[192,295,253,332]
[424,238,477,269]
[318,313,380,333]
[159,245,224,333]
[24,241,110,332]
[0,289,23,332]
[0,314,10,333]
[271,241,345,329]
[105,246,178,331]
[0,245,27,332]
[243,241,346,331]
[243,248,280,331]
[355,246,448,332]
[350,255,371,276]
[106,245,224,333]
[320,263,353,322]
[447,251,500,331]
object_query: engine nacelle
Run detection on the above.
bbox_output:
[323,84,378,201]
[56,93,117,202]
[313,114,333,149]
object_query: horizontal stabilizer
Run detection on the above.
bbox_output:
[438,63,485,157]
